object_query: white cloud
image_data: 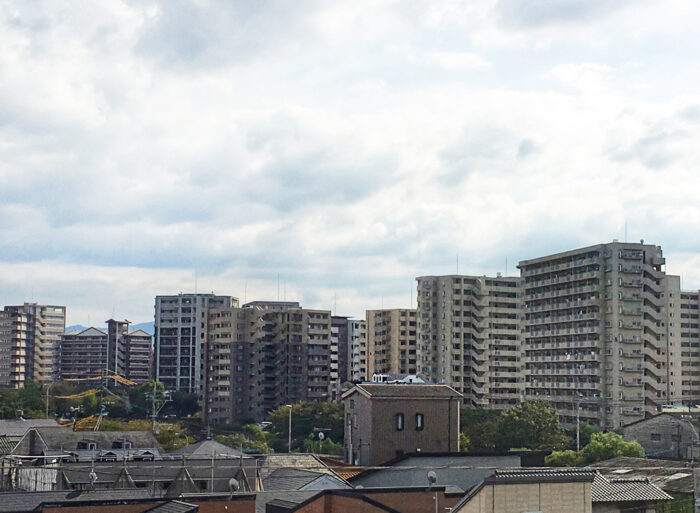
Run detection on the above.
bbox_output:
[2,0,700,323]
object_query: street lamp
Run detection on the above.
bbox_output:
[287,404,293,453]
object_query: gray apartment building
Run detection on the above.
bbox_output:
[365,309,418,380]
[154,293,237,394]
[518,241,672,429]
[202,302,332,425]
[60,320,152,384]
[348,318,367,383]
[415,275,522,409]
[0,303,65,387]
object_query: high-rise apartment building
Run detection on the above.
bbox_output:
[348,319,367,383]
[202,302,332,426]
[678,287,700,404]
[518,241,669,429]
[330,316,349,401]
[416,275,522,408]
[154,293,237,394]
[0,303,65,387]
[365,309,417,379]
[60,320,152,384]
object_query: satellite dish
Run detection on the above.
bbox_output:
[427,470,437,485]
[318,432,325,441]
[229,478,239,492]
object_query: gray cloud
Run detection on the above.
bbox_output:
[496,0,631,29]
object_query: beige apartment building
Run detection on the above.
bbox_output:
[0,303,65,387]
[203,302,332,426]
[519,241,670,429]
[677,287,700,404]
[365,309,417,380]
[416,275,521,408]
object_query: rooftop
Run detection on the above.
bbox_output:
[588,456,695,495]
[343,383,463,400]
[0,419,59,437]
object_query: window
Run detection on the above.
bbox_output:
[651,433,661,441]
[396,413,404,431]
[350,399,355,409]
[416,413,424,431]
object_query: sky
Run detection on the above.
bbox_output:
[2,0,700,325]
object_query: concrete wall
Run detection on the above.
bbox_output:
[622,414,699,460]
[457,481,592,513]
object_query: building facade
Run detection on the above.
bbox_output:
[365,309,417,380]
[154,293,237,394]
[416,275,522,409]
[203,302,332,425]
[677,288,700,405]
[519,241,670,429]
[342,383,462,466]
[348,319,367,383]
[0,303,65,387]
[60,320,152,384]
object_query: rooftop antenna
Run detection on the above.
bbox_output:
[277,274,280,301]
[194,270,197,294]
[456,253,459,275]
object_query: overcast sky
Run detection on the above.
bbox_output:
[2,0,700,325]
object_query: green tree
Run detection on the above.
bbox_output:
[545,449,584,467]
[461,408,502,451]
[546,432,645,467]
[216,424,272,453]
[267,402,344,452]
[459,432,470,452]
[496,400,570,451]
[571,422,600,449]
[128,380,164,418]
[580,432,644,464]
[168,391,199,418]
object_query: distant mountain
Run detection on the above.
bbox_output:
[64,321,154,335]
[130,322,154,335]
[65,324,89,333]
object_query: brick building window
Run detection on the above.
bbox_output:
[396,413,404,431]
[416,413,424,431]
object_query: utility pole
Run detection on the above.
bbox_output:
[151,380,157,431]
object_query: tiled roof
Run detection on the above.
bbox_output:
[0,488,160,513]
[487,468,596,483]
[349,384,463,399]
[262,468,327,491]
[592,473,673,503]
[171,438,245,457]
[316,455,366,480]
[14,427,160,453]
[143,500,198,513]
[0,419,59,437]
[0,436,19,455]
[258,454,336,479]
[588,456,695,494]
